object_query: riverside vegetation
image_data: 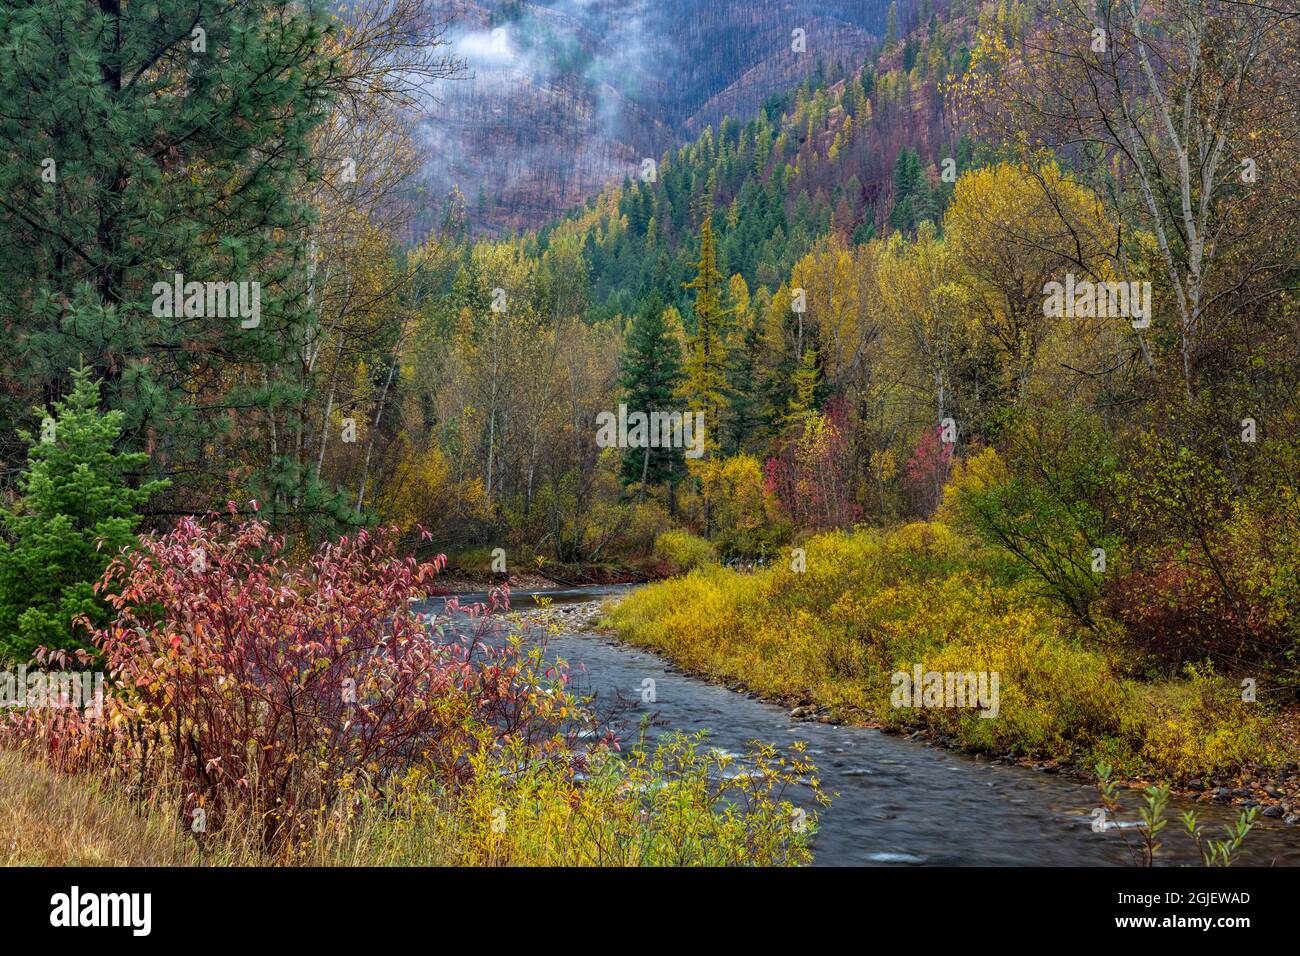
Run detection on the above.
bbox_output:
[1,512,822,867]
[609,502,1290,789]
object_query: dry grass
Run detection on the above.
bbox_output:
[1,735,821,867]
[0,749,202,866]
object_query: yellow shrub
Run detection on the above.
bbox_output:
[937,447,1008,525]
[610,521,1274,779]
[1126,667,1273,779]
[623,500,673,557]
[652,529,718,573]
[378,439,491,537]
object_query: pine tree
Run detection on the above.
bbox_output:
[0,0,334,527]
[903,35,919,72]
[0,367,168,661]
[725,308,765,453]
[889,148,934,234]
[618,295,683,494]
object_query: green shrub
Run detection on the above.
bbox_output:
[945,406,1119,628]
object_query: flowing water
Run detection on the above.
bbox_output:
[417,586,1300,867]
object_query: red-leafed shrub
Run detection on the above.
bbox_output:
[1110,436,1300,690]
[1103,560,1282,673]
[903,424,954,517]
[763,401,860,531]
[5,505,583,851]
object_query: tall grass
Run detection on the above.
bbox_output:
[1,735,822,867]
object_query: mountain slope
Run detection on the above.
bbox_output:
[530,0,981,325]
[421,0,895,235]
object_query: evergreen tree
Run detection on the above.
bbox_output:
[679,218,733,533]
[618,294,683,493]
[903,35,919,72]
[852,219,877,246]
[0,367,167,660]
[0,0,335,527]
[725,309,766,453]
[889,148,934,234]
[756,288,800,437]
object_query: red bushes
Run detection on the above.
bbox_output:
[903,425,954,517]
[1103,559,1285,675]
[764,401,860,530]
[6,506,583,850]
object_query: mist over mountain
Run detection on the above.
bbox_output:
[422,0,896,236]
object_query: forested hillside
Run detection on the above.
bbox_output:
[418,0,896,235]
[382,0,1021,554]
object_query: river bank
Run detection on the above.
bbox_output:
[428,566,657,596]
[506,591,1300,832]
[488,592,1300,865]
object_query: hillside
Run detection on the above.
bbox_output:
[419,0,897,235]
[532,0,985,325]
